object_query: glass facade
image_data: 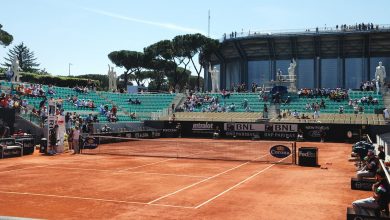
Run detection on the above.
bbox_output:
[345,58,363,89]
[276,60,291,79]
[219,56,390,91]
[321,58,339,88]
[225,61,241,89]
[248,60,271,85]
[297,59,314,89]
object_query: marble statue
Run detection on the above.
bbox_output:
[209,63,220,92]
[288,59,297,81]
[375,61,386,85]
[108,64,117,91]
[11,57,20,82]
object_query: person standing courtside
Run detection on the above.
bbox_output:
[72,127,80,154]
[68,128,74,153]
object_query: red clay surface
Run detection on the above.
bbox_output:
[0,138,369,219]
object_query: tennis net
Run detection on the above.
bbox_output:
[81,136,297,164]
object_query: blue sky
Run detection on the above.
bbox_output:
[1,0,389,77]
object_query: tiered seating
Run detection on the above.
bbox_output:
[188,93,269,112]
[280,91,384,114]
[270,113,385,125]
[100,92,175,114]
[163,112,262,122]
[18,86,175,122]
[22,86,109,112]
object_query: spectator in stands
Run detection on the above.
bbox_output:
[352,168,390,216]
[93,115,99,123]
[48,85,56,95]
[48,97,56,115]
[130,112,136,120]
[284,96,291,104]
[263,104,268,119]
[378,146,385,161]
[56,97,63,110]
[134,98,141,105]
[313,110,320,119]
[111,105,117,116]
[354,105,359,114]
[242,99,248,109]
[383,108,389,119]
[320,99,326,109]
[357,150,378,180]
[171,103,175,113]
[339,106,344,114]
[229,103,236,112]
[292,110,299,118]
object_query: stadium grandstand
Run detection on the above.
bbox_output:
[2,23,390,220]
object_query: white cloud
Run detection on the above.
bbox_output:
[84,8,205,34]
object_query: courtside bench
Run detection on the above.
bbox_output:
[0,138,23,159]
[347,207,390,220]
[351,177,376,191]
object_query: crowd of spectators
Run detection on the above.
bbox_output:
[360,80,377,92]
[98,104,118,122]
[15,83,47,97]
[66,95,96,109]
[351,144,390,216]
[178,93,241,113]
[297,88,349,101]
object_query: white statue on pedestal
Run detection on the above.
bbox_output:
[375,61,386,85]
[108,64,117,91]
[288,59,297,81]
[287,59,297,91]
[209,63,220,92]
[11,57,20,82]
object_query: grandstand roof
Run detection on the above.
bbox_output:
[210,27,390,62]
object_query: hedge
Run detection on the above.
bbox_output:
[18,72,100,88]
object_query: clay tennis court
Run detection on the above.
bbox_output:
[0,138,367,219]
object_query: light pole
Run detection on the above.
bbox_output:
[68,63,72,76]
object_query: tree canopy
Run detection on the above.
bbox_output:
[108,50,149,88]
[0,24,13,47]
[3,42,40,72]
[109,33,220,92]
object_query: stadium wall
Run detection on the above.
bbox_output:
[145,120,390,143]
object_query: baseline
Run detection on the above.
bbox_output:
[0,190,195,209]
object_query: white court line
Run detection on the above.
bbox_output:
[0,165,51,174]
[116,158,176,172]
[147,153,270,204]
[44,166,208,178]
[0,190,195,209]
[194,156,290,209]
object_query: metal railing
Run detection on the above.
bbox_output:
[220,24,390,42]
